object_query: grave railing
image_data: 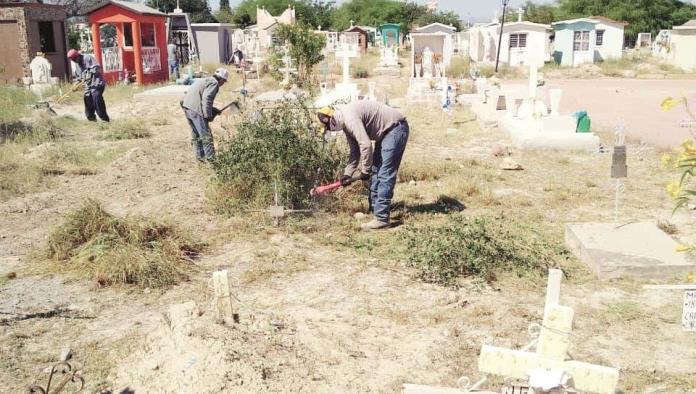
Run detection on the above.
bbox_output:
[141,47,161,74]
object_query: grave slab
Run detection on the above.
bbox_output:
[565,222,696,280]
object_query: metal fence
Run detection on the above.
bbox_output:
[141,47,161,74]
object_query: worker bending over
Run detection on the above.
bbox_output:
[67,49,109,122]
[317,101,409,230]
[181,68,228,162]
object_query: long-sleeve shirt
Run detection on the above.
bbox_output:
[333,101,406,176]
[72,54,105,93]
[182,76,220,120]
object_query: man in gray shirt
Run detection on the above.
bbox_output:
[317,101,409,230]
[181,68,228,162]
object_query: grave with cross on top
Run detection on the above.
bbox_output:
[477,269,620,394]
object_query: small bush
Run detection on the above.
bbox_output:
[446,56,471,79]
[401,215,566,286]
[46,199,203,288]
[99,120,150,140]
[211,101,343,212]
[352,65,369,79]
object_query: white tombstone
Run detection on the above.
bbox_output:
[28,52,56,98]
[549,89,563,116]
[368,81,376,100]
[30,53,52,84]
[212,270,237,324]
[422,47,434,78]
[478,269,620,394]
[375,46,400,76]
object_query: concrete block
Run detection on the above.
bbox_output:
[499,117,600,151]
[565,222,696,280]
[540,115,576,134]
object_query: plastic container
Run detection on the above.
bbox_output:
[573,110,592,133]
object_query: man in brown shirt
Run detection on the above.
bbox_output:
[317,101,409,230]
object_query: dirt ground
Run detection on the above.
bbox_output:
[1,74,696,393]
[545,78,696,149]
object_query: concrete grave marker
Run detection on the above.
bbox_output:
[684,290,696,331]
[212,270,237,324]
[478,269,620,394]
[566,222,696,280]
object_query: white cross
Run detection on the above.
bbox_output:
[335,44,357,85]
[477,269,619,394]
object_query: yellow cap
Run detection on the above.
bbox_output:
[316,106,334,132]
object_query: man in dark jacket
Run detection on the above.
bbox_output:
[67,49,109,122]
[181,68,229,161]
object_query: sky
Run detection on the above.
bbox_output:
[216,0,696,21]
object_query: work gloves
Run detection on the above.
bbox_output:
[340,172,370,187]
[340,175,353,187]
[206,107,222,122]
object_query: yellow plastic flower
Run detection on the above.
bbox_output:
[682,140,696,154]
[661,97,684,112]
[661,153,673,167]
[687,272,696,283]
[676,244,690,253]
[667,180,683,199]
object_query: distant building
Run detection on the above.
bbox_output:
[469,16,551,68]
[344,26,368,53]
[191,23,235,64]
[0,2,70,83]
[256,5,295,48]
[667,20,696,71]
[379,23,401,47]
[552,16,627,67]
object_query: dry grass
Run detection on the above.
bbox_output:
[45,199,203,288]
[98,120,151,140]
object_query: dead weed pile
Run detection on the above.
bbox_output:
[99,120,150,140]
[401,214,568,286]
[46,199,203,288]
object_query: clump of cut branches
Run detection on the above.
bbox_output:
[401,215,566,286]
[46,199,203,288]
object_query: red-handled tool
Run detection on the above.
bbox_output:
[310,175,363,197]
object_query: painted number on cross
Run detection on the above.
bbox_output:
[683,290,696,332]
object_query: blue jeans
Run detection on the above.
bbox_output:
[184,109,215,161]
[370,121,409,222]
[169,59,179,79]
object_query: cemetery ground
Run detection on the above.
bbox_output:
[1,71,696,393]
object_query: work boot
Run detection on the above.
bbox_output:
[361,218,390,231]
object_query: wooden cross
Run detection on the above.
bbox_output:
[478,269,619,394]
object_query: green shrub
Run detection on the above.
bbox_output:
[446,56,470,79]
[211,101,343,212]
[401,215,566,286]
[352,65,369,79]
[46,199,203,288]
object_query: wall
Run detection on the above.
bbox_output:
[0,5,68,82]
[554,22,597,67]
[497,24,549,68]
[672,29,696,71]
[192,24,233,64]
[192,26,221,64]
[595,23,624,61]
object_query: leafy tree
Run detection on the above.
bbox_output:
[330,0,460,32]
[146,0,217,23]
[524,0,696,42]
[220,0,231,12]
[274,23,326,83]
